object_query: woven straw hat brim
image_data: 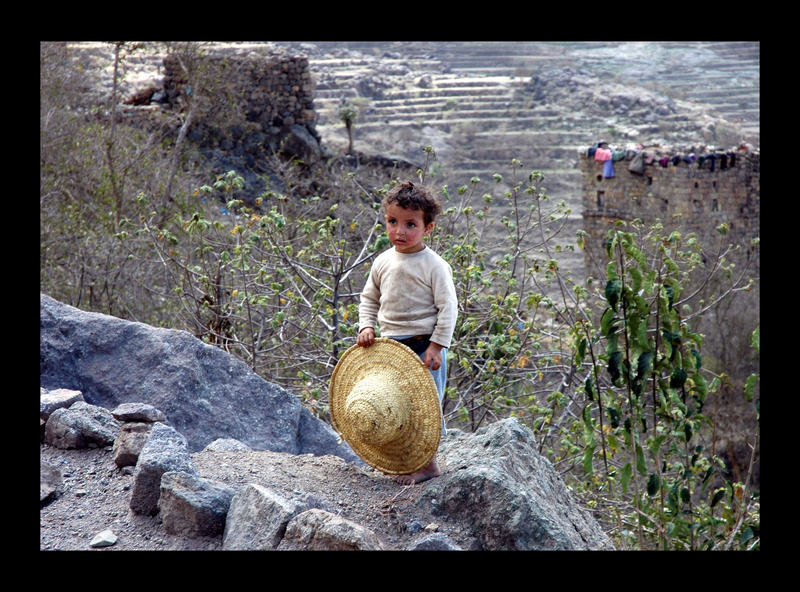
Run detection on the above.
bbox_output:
[329,338,442,475]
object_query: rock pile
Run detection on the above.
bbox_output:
[41,294,613,550]
[41,386,613,550]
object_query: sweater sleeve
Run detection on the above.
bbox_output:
[358,258,382,333]
[429,258,458,348]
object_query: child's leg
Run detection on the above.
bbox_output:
[394,350,447,485]
[419,347,447,436]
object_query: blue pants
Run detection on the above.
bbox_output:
[417,346,447,437]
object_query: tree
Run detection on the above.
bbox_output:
[338,102,358,154]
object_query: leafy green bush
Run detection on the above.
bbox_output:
[566,222,759,549]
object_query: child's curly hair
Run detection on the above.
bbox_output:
[382,181,442,226]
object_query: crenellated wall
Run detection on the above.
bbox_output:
[580,145,760,275]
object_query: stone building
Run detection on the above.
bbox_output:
[580,144,759,276]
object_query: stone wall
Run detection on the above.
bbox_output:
[580,145,760,274]
[162,47,321,155]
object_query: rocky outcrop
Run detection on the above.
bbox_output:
[40,294,613,550]
[40,385,613,549]
[426,418,613,550]
[39,293,359,462]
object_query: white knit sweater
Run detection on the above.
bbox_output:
[359,245,458,348]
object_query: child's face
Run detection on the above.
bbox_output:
[384,202,433,254]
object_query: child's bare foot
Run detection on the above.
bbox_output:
[394,459,441,485]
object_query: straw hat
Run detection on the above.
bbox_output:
[329,337,442,475]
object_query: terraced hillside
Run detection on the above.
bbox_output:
[304,42,757,169]
[288,41,758,281]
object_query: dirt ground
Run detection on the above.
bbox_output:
[39,442,473,551]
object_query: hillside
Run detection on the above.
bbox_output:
[280,41,760,280]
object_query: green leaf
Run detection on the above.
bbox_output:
[582,404,595,448]
[577,337,587,361]
[582,444,595,477]
[608,351,622,383]
[372,234,390,252]
[636,351,654,378]
[744,373,759,402]
[751,326,760,354]
[584,376,594,400]
[664,284,675,310]
[634,316,649,351]
[582,402,593,426]
[692,372,708,403]
[629,265,643,294]
[636,443,647,475]
[608,407,620,428]
[647,434,666,458]
[690,349,702,371]
[605,279,623,311]
[647,473,660,496]
[710,489,725,508]
[670,368,687,389]
[620,463,632,494]
[600,308,617,338]
[605,234,616,259]
[667,485,679,513]
[739,527,755,546]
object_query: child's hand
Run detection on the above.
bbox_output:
[424,342,444,370]
[357,327,375,347]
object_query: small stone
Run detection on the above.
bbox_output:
[406,520,424,534]
[40,461,63,503]
[424,523,439,532]
[203,437,251,452]
[409,532,461,551]
[89,529,118,548]
[111,402,166,423]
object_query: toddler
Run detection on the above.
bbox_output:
[357,180,458,484]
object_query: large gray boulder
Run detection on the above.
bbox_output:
[280,123,321,162]
[39,293,358,462]
[424,418,614,550]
